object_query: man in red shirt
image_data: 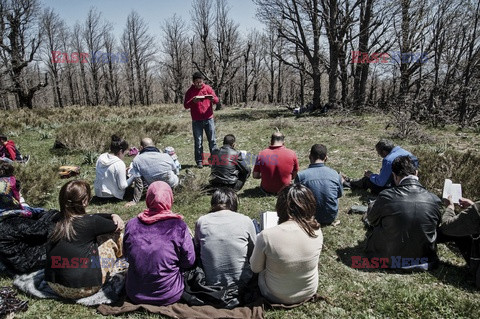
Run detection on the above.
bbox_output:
[253,132,299,195]
[184,72,219,168]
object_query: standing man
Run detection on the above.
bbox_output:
[184,71,219,168]
[295,144,343,225]
[253,132,299,195]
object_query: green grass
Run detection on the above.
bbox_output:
[1,104,479,318]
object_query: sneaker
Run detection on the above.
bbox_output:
[340,173,351,188]
[20,155,30,164]
[196,163,203,169]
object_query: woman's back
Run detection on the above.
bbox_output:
[251,220,323,304]
[124,217,195,305]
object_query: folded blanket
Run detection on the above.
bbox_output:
[13,269,125,306]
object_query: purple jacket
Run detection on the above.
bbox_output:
[123,217,195,305]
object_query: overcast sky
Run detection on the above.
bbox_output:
[45,0,264,38]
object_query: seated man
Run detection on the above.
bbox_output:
[439,196,480,288]
[295,144,343,225]
[209,134,251,191]
[365,156,441,270]
[344,139,417,194]
[127,138,179,206]
[253,132,299,195]
[0,135,28,163]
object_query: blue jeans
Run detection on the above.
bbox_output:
[192,118,217,164]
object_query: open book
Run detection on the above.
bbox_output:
[196,95,213,99]
[442,179,462,204]
[260,211,279,230]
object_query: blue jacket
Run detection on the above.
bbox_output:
[370,146,417,187]
[295,163,343,224]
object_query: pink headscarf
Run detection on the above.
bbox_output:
[137,181,183,224]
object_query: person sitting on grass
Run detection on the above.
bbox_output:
[439,196,480,288]
[209,134,251,191]
[123,181,195,306]
[250,184,323,304]
[343,139,417,194]
[0,134,29,164]
[93,135,135,203]
[364,156,441,270]
[45,180,125,299]
[0,161,24,211]
[194,187,257,300]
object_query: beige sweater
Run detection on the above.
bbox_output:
[250,220,323,304]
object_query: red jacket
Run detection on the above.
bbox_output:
[184,84,219,121]
[0,140,21,161]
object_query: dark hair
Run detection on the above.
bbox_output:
[50,180,91,242]
[276,184,320,238]
[211,187,238,212]
[192,71,204,81]
[110,135,128,155]
[0,161,14,177]
[270,132,285,145]
[0,135,7,142]
[375,139,395,154]
[392,155,416,177]
[223,134,235,146]
[310,144,327,161]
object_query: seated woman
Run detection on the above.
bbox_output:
[195,187,256,287]
[250,184,323,304]
[45,180,124,299]
[123,181,195,305]
[0,161,23,211]
[94,135,134,202]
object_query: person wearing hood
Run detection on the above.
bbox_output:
[123,181,195,306]
[94,135,134,202]
[0,135,27,163]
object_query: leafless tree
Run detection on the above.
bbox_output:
[0,0,47,108]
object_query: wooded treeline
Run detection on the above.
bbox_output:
[0,0,479,127]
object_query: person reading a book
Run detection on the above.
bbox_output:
[439,196,480,288]
[250,184,323,304]
[342,139,418,194]
[364,156,441,270]
[184,71,219,169]
[194,188,256,289]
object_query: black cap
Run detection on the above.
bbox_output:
[192,71,204,81]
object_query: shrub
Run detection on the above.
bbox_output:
[415,148,480,200]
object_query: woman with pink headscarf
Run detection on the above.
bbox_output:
[123,181,195,305]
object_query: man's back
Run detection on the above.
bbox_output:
[254,145,299,194]
[131,151,178,187]
[296,163,342,224]
[366,177,441,267]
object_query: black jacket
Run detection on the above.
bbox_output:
[209,145,251,185]
[365,177,442,268]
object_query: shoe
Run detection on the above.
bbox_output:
[20,155,30,164]
[340,173,351,188]
[196,163,203,169]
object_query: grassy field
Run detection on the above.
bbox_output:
[1,104,479,318]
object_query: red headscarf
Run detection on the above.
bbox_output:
[137,181,183,224]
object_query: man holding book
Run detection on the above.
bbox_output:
[184,71,219,169]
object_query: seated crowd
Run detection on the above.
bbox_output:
[1,132,479,310]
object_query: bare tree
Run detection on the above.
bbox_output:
[41,7,65,107]
[254,0,324,109]
[122,11,155,106]
[0,0,47,108]
[161,14,190,104]
[191,0,242,109]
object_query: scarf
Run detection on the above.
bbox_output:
[137,181,183,224]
